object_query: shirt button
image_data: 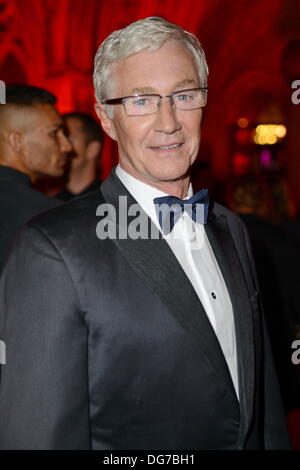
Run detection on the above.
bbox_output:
[211,292,217,299]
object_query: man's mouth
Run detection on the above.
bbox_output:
[58,158,67,167]
[149,143,183,151]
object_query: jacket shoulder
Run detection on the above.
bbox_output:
[29,190,105,230]
[211,201,252,252]
[212,201,245,229]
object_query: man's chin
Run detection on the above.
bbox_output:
[51,169,65,178]
[149,164,191,184]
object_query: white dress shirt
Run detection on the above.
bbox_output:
[115,165,239,399]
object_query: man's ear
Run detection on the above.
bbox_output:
[86,140,102,161]
[94,103,117,141]
[8,131,23,153]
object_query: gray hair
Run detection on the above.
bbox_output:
[93,16,208,104]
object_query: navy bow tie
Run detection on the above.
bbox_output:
[154,189,209,234]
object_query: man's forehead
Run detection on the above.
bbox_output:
[11,102,59,121]
[30,103,61,123]
[65,116,85,133]
[0,103,62,133]
[111,40,199,96]
[128,79,198,95]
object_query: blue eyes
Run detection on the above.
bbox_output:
[134,98,150,106]
[121,89,206,115]
[104,88,207,115]
[176,94,192,101]
[132,94,192,107]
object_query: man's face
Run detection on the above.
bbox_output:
[64,117,89,172]
[100,40,203,188]
[21,103,72,179]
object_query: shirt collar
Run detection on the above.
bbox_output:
[0,165,31,187]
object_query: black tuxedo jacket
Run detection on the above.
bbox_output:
[0,170,290,449]
[0,165,60,270]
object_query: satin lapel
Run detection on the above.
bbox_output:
[205,212,255,444]
[100,172,236,393]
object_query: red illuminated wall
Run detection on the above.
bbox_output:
[1,0,300,199]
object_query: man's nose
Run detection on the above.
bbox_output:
[154,97,181,134]
[59,130,72,153]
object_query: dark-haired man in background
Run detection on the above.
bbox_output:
[0,84,71,268]
[57,112,103,201]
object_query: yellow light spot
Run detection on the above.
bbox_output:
[275,125,287,138]
[254,124,286,145]
[266,135,277,144]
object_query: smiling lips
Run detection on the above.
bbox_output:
[149,143,183,151]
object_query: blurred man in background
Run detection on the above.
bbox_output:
[225,173,300,412]
[56,112,103,201]
[0,84,71,268]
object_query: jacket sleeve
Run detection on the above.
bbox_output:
[0,224,91,449]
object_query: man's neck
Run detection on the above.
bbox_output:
[118,165,190,199]
[0,157,35,182]
[143,179,190,199]
[66,166,97,195]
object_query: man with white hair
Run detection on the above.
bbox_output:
[0,17,290,449]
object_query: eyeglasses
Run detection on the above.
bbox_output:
[102,87,208,116]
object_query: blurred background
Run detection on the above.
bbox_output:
[1,0,300,447]
[0,0,299,202]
